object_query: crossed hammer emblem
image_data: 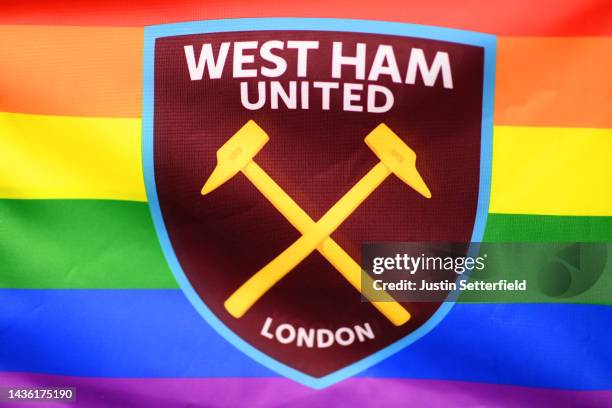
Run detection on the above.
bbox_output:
[201,120,431,326]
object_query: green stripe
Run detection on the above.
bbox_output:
[0,199,177,289]
[1,199,610,289]
[457,242,612,304]
[484,214,612,242]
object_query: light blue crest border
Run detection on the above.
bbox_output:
[142,18,496,389]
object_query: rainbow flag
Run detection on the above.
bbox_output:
[1,1,611,406]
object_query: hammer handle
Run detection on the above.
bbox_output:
[226,162,408,323]
[239,161,409,325]
[242,161,410,324]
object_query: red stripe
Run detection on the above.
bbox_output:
[2,0,611,35]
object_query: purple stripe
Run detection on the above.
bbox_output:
[0,372,610,407]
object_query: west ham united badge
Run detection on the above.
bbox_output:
[142,18,496,388]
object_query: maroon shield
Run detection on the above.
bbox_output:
[144,20,493,385]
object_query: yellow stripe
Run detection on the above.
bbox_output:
[1,112,610,215]
[0,112,145,201]
[491,126,612,216]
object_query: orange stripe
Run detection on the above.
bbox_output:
[1,26,611,128]
[0,25,142,118]
[496,37,612,128]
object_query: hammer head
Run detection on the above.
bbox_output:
[202,120,269,195]
[365,123,432,199]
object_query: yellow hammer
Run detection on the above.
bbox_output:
[224,123,431,319]
[203,120,411,326]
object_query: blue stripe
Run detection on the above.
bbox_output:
[0,290,610,390]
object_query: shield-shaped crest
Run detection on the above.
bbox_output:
[143,18,495,389]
